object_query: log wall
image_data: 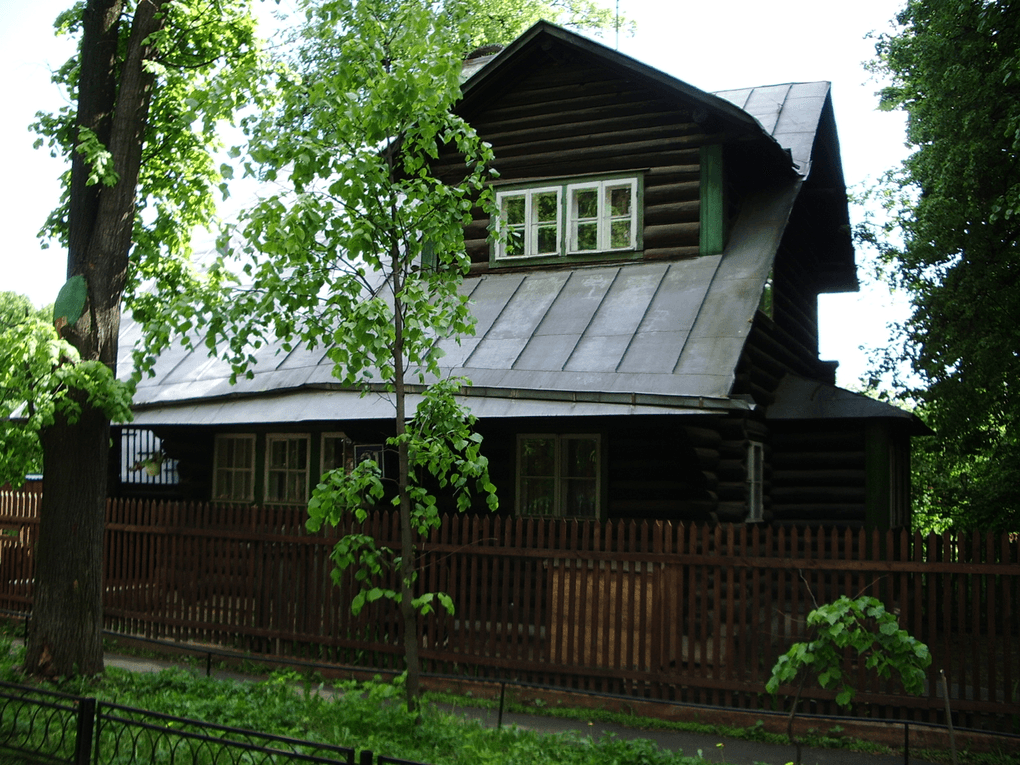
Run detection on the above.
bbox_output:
[436,41,737,268]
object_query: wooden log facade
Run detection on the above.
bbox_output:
[110,25,918,532]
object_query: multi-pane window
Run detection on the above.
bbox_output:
[496,186,561,259]
[213,435,256,502]
[494,176,640,263]
[265,434,309,504]
[517,434,600,518]
[567,179,637,253]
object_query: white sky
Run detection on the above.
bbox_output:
[0,0,911,389]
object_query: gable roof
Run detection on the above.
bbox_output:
[124,26,853,427]
[460,21,799,181]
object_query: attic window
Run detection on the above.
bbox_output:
[493,175,642,266]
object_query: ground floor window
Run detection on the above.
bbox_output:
[120,428,179,486]
[213,434,256,502]
[517,434,600,518]
[265,434,310,504]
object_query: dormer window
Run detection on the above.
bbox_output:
[498,185,562,259]
[567,179,637,254]
[493,174,642,266]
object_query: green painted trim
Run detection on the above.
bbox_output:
[700,145,725,256]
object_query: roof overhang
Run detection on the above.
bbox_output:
[126,385,751,428]
[767,374,932,435]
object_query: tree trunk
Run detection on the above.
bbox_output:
[25,399,109,677]
[26,0,167,678]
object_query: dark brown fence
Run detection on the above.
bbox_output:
[2,492,1018,731]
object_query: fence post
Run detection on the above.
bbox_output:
[359,749,373,765]
[74,697,96,765]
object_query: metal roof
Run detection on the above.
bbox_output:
[127,179,798,424]
[123,39,846,427]
[713,81,832,175]
[768,375,931,435]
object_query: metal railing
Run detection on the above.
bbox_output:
[0,680,427,765]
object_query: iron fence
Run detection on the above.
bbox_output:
[0,680,427,765]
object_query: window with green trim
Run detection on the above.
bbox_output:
[493,175,641,265]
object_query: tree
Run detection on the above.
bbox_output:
[0,292,51,328]
[144,0,505,713]
[18,0,267,677]
[460,0,622,45]
[767,595,930,764]
[1,293,130,488]
[868,0,1020,530]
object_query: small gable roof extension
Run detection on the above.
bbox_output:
[127,25,852,427]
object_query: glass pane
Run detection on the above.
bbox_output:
[504,195,525,225]
[288,473,304,501]
[574,188,597,219]
[215,472,229,500]
[537,224,558,254]
[521,477,555,516]
[293,439,307,468]
[608,186,631,216]
[535,191,558,222]
[563,479,597,517]
[576,222,597,251]
[565,438,597,478]
[610,219,631,248]
[505,227,525,257]
[269,439,287,469]
[521,438,555,476]
[267,472,283,501]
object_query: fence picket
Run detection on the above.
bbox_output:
[1,491,1018,728]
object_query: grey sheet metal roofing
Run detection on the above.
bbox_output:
[125,38,841,427]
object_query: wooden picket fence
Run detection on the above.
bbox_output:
[2,491,1019,731]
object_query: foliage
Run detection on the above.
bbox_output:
[0,638,713,765]
[459,0,627,47]
[0,312,132,488]
[767,595,931,708]
[0,292,51,327]
[33,0,269,296]
[867,0,1020,531]
[15,0,273,679]
[138,0,505,708]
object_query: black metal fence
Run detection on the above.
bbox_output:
[0,680,426,765]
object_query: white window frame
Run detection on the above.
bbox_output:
[747,441,765,522]
[264,433,310,505]
[566,178,639,254]
[492,174,641,265]
[494,185,562,260]
[213,434,256,503]
[516,433,601,518]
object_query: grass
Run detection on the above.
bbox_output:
[0,638,714,765]
[2,623,1017,765]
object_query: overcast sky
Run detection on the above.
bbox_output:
[0,0,911,388]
